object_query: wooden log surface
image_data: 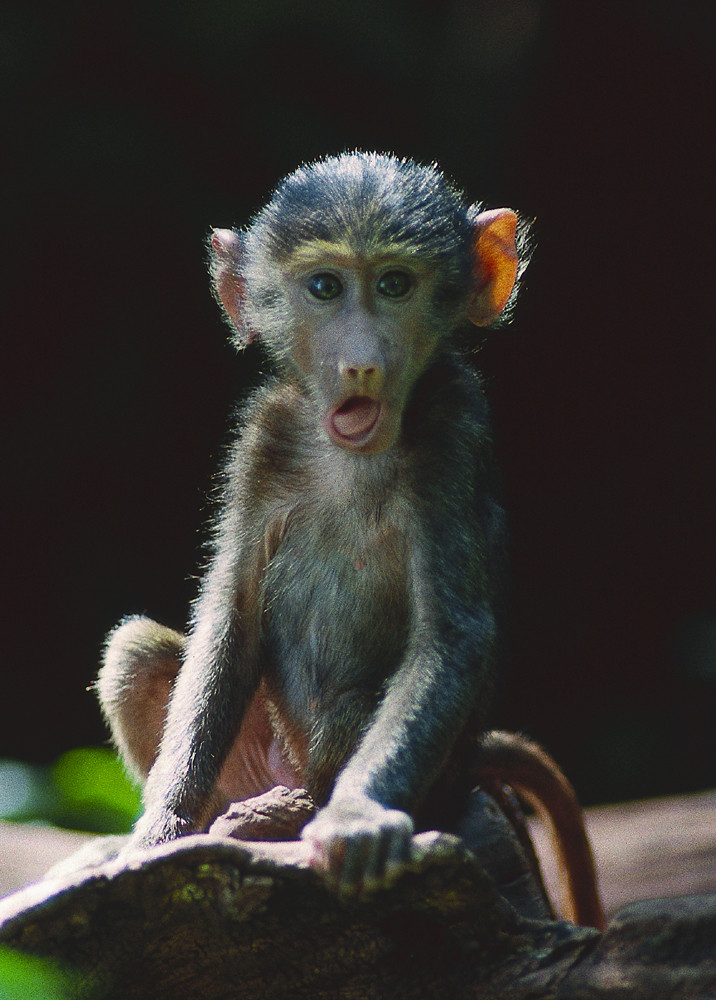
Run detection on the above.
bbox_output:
[3,789,714,912]
[0,832,600,1000]
[1,829,715,999]
[0,790,714,998]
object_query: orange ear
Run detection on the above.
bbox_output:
[468,209,519,327]
[209,229,256,346]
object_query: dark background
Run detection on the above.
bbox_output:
[3,0,714,805]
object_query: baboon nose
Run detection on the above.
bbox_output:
[339,363,383,393]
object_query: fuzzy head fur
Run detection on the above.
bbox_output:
[210,152,531,355]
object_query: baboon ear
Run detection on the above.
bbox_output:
[209,228,256,347]
[468,209,519,327]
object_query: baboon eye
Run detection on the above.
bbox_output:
[308,273,343,300]
[377,270,412,298]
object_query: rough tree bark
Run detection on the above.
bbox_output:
[1,786,715,998]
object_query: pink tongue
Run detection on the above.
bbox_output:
[332,397,380,438]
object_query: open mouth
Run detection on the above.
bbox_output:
[330,396,382,445]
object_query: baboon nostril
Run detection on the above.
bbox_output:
[342,364,378,381]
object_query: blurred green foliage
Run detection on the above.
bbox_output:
[0,946,80,1000]
[0,750,135,996]
[0,748,140,834]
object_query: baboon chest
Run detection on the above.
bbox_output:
[262,507,410,722]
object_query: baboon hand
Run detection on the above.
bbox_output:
[301,795,414,895]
